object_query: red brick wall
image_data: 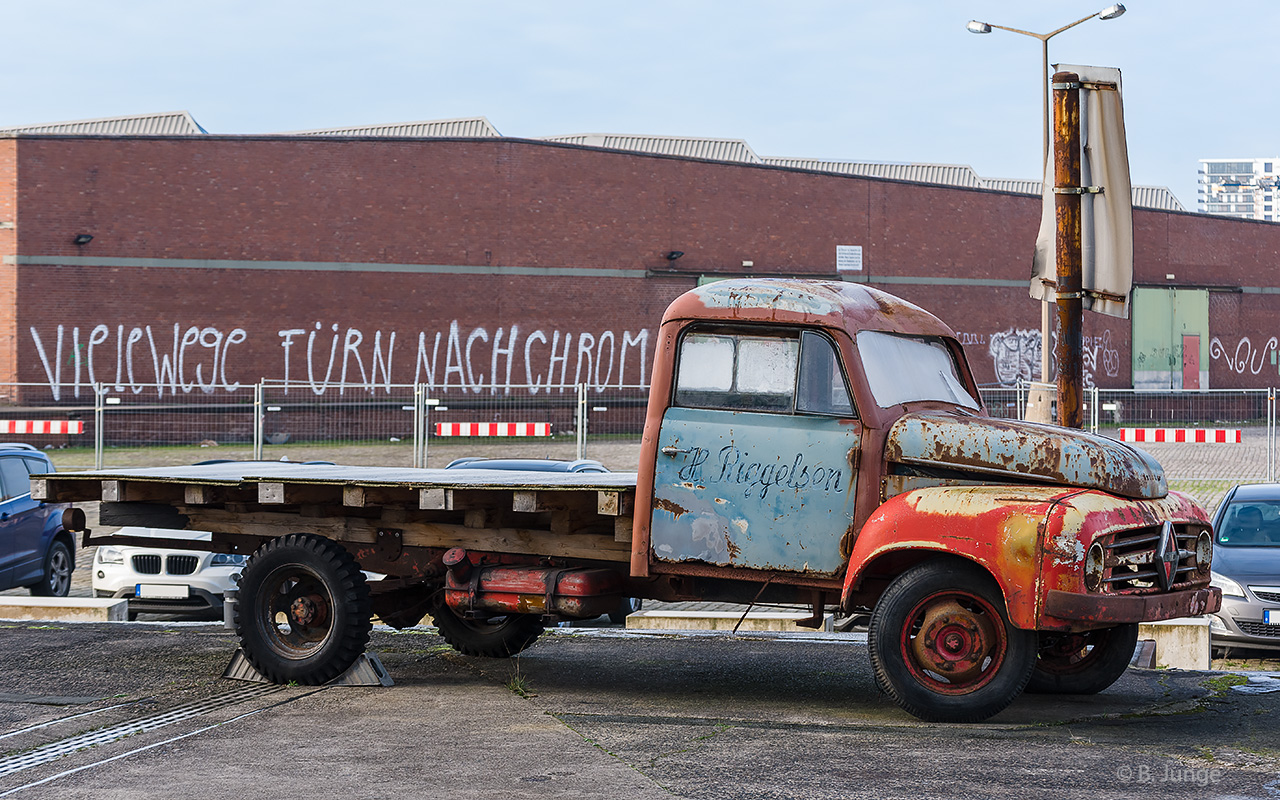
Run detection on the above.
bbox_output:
[0,139,16,385]
[10,135,1280,398]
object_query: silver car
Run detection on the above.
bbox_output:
[1209,484,1280,652]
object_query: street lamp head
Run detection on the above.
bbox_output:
[1098,4,1125,20]
[966,20,992,34]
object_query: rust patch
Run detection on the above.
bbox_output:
[724,536,741,560]
[653,497,689,519]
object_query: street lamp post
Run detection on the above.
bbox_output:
[966,5,1126,386]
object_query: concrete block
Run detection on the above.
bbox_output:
[0,597,128,623]
[626,610,834,633]
[1138,616,1211,671]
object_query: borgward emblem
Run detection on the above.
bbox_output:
[1154,521,1179,591]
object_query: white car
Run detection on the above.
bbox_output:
[92,529,247,619]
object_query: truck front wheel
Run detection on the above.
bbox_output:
[430,603,544,658]
[868,559,1036,723]
[1026,623,1139,695]
[235,533,372,684]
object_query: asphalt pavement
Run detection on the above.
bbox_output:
[0,622,1278,799]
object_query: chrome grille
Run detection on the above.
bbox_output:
[132,554,161,574]
[1097,525,1203,594]
[166,555,198,576]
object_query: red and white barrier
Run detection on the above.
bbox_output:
[0,420,83,435]
[1118,428,1241,444]
[435,422,551,438]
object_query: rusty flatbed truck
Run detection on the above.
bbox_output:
[35,279,1221,723]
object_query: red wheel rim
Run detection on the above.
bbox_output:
[899,589,1008,695]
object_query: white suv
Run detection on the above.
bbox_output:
[92,530,247,619]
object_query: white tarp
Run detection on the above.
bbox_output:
[1030,64,1133,319]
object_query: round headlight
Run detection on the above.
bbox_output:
[1085,541,1106,592]
[1196,530,1213,573]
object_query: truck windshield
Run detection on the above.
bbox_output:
[857,331,978,410]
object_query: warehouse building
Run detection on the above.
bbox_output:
[2,111,1278,406]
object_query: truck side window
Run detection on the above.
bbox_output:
[796,331,855,417]
[675,333,798,411]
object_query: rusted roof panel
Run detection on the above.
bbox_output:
[662,278,958,339]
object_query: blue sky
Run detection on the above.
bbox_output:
[6,1,1271,209]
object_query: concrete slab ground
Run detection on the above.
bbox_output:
[0,623,1279,799]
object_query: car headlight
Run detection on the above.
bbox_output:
[211,553,248,566]
[96,546,124,565]
[1210,571,1246,599]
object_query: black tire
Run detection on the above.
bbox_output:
[1026,623,1139,695]
[29,539,72,597]
[868,558,1037,723]
[430,603,544,658]
[608,597,642,625]
[234,533,371,684]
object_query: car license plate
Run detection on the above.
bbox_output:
[1265,609,1279,625]
[136,584,189,600]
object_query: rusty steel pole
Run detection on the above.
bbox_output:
[1053,71,1083,428]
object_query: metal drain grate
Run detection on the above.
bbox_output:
[0,684,284,778]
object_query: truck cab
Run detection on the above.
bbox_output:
[633,279,1219,721]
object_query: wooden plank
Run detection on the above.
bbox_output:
[614,515,633,543]
[597,491,634,516]
[420,488,446,510]
[31,479,100,503]
[512,490,541,513]
[178,507,630,562]
[343,485,417,508]
[258,483,342,505]
[102,481,183,504]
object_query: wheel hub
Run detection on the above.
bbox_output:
[290,594,327,628]
[912,599,997,684]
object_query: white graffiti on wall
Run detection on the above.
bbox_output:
[1082,330,1121,386]
[1210,336,1279,375]
[972,327,1120,388]
[30,322,651,400]
[987,329,1042,387]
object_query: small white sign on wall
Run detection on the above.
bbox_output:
[836,245,863,272]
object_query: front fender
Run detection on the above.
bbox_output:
[842,485,1213,631]
[841,485,1073,629]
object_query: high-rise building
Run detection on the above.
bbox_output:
[1198,158,1280,219]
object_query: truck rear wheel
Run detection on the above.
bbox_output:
[430,603,544,658]
[1026,623,1139,695]
[868,559,1036,723]
[235,533,372,684]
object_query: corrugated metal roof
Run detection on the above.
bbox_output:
[979,176,1042,194]
[762,157,1184,211]
[977,177,1185,211]
[762,157,983,187]
[284,116,501,138]
[0,111,205,136]
[543,133,762,163]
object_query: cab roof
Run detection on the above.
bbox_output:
[661,278,960,339]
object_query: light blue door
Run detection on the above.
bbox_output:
[650,329,860,577]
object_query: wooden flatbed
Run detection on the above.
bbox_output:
[34,465,640,566]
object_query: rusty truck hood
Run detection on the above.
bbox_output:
[885,411,1167,500]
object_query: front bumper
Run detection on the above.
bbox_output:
[96,587,223,616]
[1044,587,1221,624]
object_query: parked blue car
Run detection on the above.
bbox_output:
[0,444,75,596]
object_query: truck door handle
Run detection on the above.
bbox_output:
[661,446,689,457]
